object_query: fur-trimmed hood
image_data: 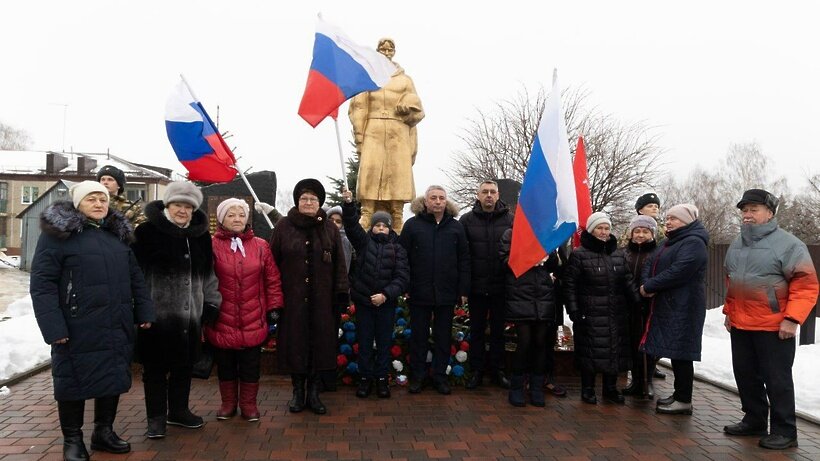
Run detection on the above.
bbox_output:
[409,196,460,217]
[40,200,133,241]
[143,200,209,238]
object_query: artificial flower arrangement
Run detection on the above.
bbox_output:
[335,297,473,386]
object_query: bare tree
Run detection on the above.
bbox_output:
[777,172,820,244]
[276,183,294,212]
[661,166,737,243]
[446,86,665,227]
[660,142,794,244]
[0,122,31,150]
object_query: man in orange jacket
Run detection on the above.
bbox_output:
[722,189,819,450]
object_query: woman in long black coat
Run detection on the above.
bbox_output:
[31,181,155,460]
[269,179,349,415]
[499,228,562,408]
[640,204,709,415]
[563,212,639,405]
[132,181,221,438]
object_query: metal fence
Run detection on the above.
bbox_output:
[706,244,820,345]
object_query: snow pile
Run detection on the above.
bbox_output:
[682,307,820,420]
[0,255,21,269]
[0,295,50,381]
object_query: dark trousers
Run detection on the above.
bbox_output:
[511,321,550,375]
[357,303,395,378]
[142,363,193,418]
[731,328,797,437]
[409,303,453,382]
[468,293,506,375]
[214,346,262,383]
[581,370,618,391]
[670,359,694,403]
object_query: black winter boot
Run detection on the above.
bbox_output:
[91,395,130,453]
[356,377,373,398]
[167,371,203,428]
[307,375,327,415]
[465,371,483,390]
[581,387,598,404]
[602,374,625,404]
[58,400,90,461]
[508,374,526,407]
[376,377,391,398]
[289,374,306,413]
[529,375,545,407]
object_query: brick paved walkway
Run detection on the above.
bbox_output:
[1,370,818,460]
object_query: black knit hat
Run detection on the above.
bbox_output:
[292,178,326,207]
[737,189,778,213]
[635,193,661,214]
[96,165,126,195]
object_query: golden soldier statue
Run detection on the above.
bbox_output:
[349,38,424,233]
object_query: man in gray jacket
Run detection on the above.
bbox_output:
[722,189,819,450]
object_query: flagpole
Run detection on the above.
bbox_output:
[178,74,274,229]
[333,118,349,191]
[234,162,275,229]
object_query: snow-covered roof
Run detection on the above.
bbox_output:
[0,150,172,180]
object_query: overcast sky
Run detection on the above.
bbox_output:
[2,1,818,208]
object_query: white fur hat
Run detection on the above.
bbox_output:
[216,198,250,224]
[69,180,109,208]
[585,211,612,232]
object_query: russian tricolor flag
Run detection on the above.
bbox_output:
[298,16,397,127]
[509,70,578,277]
[165,80,238,183]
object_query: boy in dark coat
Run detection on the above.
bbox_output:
[341,190,410,398]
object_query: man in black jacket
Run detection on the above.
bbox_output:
[399,185,470,395]
[459,180,513,389]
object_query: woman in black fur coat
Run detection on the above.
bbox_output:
[132,181,221,439]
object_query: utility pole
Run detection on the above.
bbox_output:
[49,103,68,152]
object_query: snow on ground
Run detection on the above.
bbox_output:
[0,295,50,381]
[0,255,21,269]
[688,307,820,421]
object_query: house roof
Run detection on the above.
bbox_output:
[15,179,76,219]
[0,150,172,180]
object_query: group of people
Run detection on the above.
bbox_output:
[29,167,818,460]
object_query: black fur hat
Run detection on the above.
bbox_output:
[96,165,126,195]
[292,178,326,207]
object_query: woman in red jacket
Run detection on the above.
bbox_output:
[205,198,283,422]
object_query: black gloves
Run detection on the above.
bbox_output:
[201,303,219,326]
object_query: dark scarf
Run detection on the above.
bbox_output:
[287,206,333,263]
[580,230,618,254]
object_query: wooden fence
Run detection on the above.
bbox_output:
[706,244,820,345]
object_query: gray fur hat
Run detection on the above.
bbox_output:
[163,181,203,208]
